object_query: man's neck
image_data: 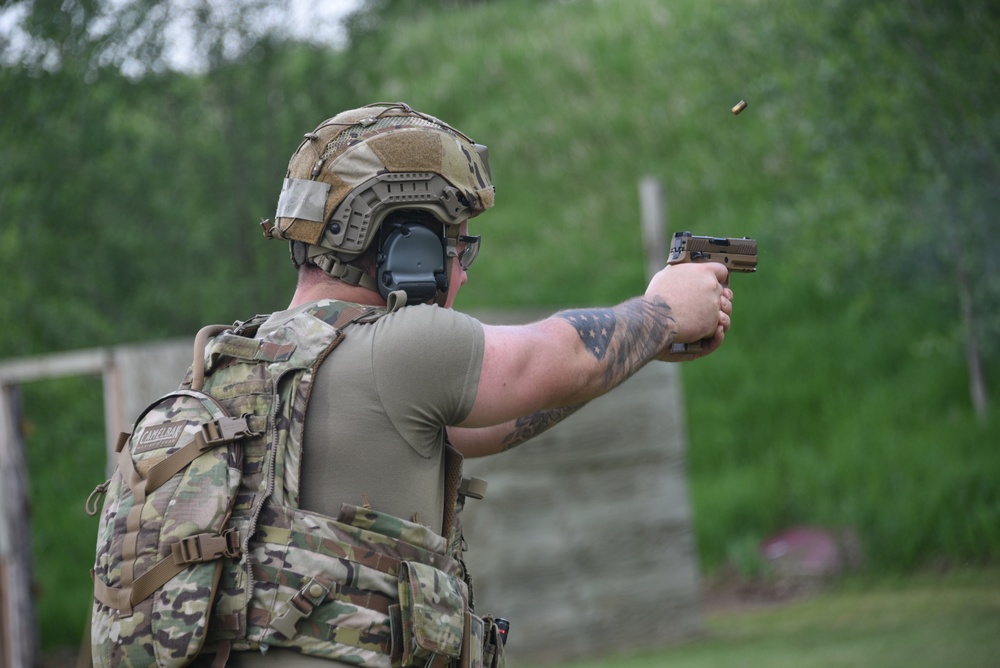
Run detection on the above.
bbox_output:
[288,281,386,309]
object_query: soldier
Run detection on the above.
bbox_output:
[93,101,732,668]
[239,102,731,666]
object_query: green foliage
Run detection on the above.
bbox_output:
[3,0,1000,653]
[0,39,367,355]
[688,277,1000,571]
[19,377,106,648]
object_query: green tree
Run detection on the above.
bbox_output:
[736,0,1000,419]
[828,1,999,418]
[0,1,362,355]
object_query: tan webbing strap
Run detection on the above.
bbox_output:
[92,570,124,609]
[459,477,488,501]
[117,446,147,616]
[143,415,251,493]
[93,529,241,611]
[310,255,381,293]
[211,640,231,668]
[130,530,241,604]
[192,325,232,391]
[128,557,186,607]
[114,431,130,453]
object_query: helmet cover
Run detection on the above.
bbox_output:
[265,102,494,266]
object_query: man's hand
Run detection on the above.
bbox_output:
[644,262,733,362]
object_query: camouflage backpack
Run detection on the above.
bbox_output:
[87,299,506,668]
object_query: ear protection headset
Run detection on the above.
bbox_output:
[376,223,449,305]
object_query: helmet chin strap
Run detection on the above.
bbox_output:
[311,254,381,293]
[292,242,381,293]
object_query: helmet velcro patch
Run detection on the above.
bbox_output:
[368,130,443,175]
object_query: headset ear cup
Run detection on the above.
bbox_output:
[376,224,447,305]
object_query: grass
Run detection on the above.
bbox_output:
[530,569,1000,668]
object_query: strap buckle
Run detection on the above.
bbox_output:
[172,528,241,565]
[270,576,333,639]
[201,414,253,446]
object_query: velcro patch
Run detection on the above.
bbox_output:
[133,421,188,454]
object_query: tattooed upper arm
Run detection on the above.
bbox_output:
[557,298,675,388]
[462,297,677,432]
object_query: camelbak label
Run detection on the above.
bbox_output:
[134,421,188,454]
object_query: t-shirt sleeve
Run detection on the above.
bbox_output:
[370,305,485,456]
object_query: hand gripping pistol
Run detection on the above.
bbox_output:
[666,231,757,353]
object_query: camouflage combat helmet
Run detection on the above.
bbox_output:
[261,102,494,294]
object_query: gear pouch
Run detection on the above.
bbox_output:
[480,616,506,668]
[394,561,467,665]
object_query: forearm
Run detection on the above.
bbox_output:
[449,403,588,458]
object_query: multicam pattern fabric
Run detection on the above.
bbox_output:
[91,391,244,667]
[272,103,494,252]
[91,299,497,667]
[318,114,445,163]
[397,561,467,664]
[481,617,507,668]
[200,301,356,650]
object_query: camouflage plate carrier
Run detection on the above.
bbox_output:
[87,299,506,668]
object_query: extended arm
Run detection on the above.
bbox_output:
[449,262,732,457]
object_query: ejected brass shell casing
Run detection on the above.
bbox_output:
[731,99,748,115]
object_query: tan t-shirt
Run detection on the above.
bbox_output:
[212,302,484,668]
[297,301,485,534]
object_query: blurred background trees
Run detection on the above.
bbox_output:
[1,0,998,652]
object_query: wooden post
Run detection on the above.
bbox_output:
[639,176,669,280]
[0,384,38,668]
